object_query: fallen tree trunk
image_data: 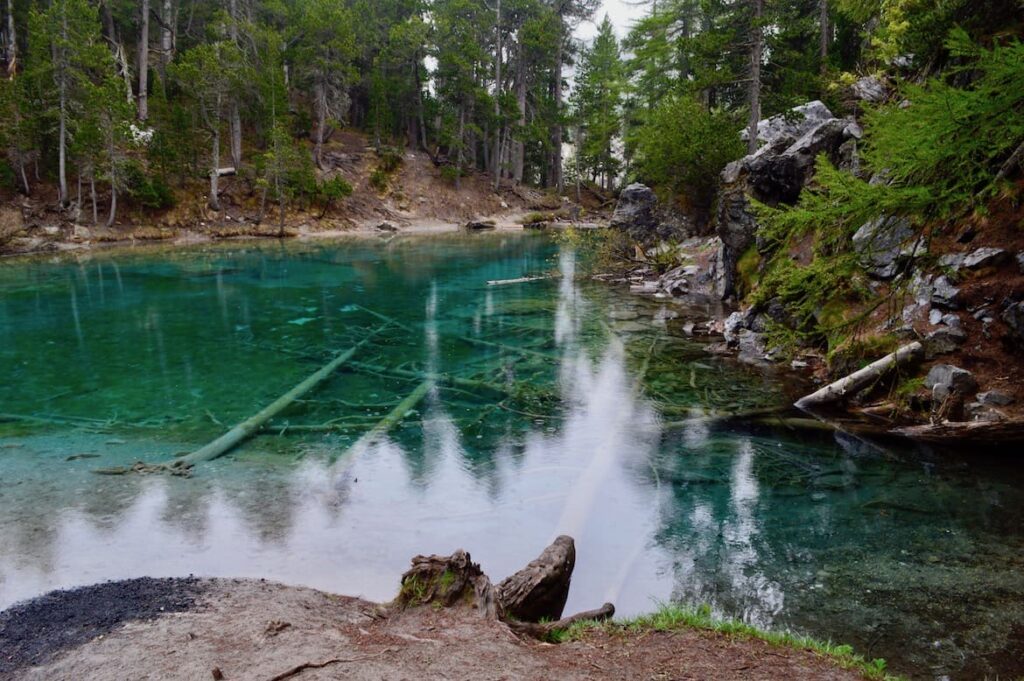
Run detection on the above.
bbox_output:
[795,341,923,410]
[891,419,1024,444]
[179,326,389,466]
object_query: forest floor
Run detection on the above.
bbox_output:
[0,129,602,256]
[0,578,871,681]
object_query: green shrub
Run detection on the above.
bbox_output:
[632,95,744,212]
[122,160,175,209]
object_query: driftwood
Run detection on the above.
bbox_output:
[795,342,923,410]
[891,419,1024,444]
[395,536,610,640]
[178,327,389,466]
[464,220,497,231]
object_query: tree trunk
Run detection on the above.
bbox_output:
[106,127,117,227]
[455,105,465,190]
[513,48,526,184]
[746,0,763,156]
[414,52,428,151]
[492,0,502,191]
[230,105,242,168]
[55,9,69,208]
[209,116,221,211]
[551,36,564,193]
[160,0,173,79]
[18,160,29,195]
[5,0,16,79]
[313,82,326,168]
[227,0,241,167]
[137,0,149,120]
[819,0,828,72]
[90,175,98,225]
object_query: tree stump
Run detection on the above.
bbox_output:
[395,536,606,639]
[396,549,498,618]
[496,535,575,623]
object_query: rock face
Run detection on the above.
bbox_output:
[716,101,861,298]
[610,183,658,241]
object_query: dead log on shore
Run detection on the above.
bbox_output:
[395,536,611,640]
[505,602,615,639]
[794,342,923,410]
[891,419,1024,444]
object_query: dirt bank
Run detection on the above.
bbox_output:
[0,578,870,681]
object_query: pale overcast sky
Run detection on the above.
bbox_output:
[575,0,648,42]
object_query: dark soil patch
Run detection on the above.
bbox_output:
[0,577,205,676]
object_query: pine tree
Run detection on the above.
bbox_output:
[570,16,622,191]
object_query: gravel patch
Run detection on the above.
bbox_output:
[0,577,205,675]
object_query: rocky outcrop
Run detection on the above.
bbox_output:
[715,101,862,298]
[609,183,695,242]
[610,183,657,240]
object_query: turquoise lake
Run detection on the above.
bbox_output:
[1,232,1022,678]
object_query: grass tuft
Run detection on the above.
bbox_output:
[550,603,904,681]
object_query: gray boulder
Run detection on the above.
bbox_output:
[851,76,889,103]
[1002,301,1024,342]
[610,183,658,241]
[978,390,1014,407]
[931,276,961,309]
[852,216,915,279]
[925,364,978,402]
[924,326,967,357]
[963,247,1008,270]
[742,100,836,147]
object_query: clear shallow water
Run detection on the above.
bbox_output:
[1,234,1022,679]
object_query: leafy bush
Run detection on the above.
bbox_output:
[315,175,352,216]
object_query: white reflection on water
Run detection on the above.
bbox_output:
[0,243,680,615]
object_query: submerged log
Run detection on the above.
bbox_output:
[178,327,389,466]
[795,342,923,410]
[486,275,555,286]
[496,535,575,623]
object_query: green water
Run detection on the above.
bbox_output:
[1,233,1022,679]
